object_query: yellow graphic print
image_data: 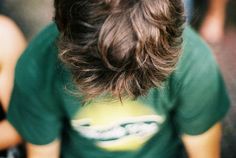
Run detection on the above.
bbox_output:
[71,99,165,151]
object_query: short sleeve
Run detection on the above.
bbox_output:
[174,28,230,135]
[7,23,63,145]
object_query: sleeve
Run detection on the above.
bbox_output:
[7,24,63,145]
[174,32,230,135]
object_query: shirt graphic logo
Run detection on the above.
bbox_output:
[71,99,165,151]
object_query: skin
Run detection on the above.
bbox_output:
[182,123,222,158]
[26,123,222,158]
[0,15,26,150]
[200,0,228,43]
[27,140,61,158]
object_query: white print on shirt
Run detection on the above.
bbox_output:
[71,115,165,151]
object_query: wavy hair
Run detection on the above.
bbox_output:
[54,0,185,101]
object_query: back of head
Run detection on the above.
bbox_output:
[54,0,185,101]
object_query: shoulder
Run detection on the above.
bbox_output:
[181,26,214,66]
[164,26,221,99]
[17,23,59,68]
[15,23,61,90]
[174,26,218,82]
[22,22,59,58]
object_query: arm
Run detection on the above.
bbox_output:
[27,140,61,158]
[182,123,222,158]
[0,15,26,111]
[200,0,228,43]
[0,120,22,149]
[206,0,228,17]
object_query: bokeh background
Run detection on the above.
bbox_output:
[1,0,236,157]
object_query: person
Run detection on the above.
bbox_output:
[199,0,228,43]
[184,0,228,43]
[0,15,26,158]
[7,0,230,158]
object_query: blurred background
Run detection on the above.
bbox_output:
[0,0,53,40]
[0,0,235,157]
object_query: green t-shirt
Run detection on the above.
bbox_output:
[8,23,230,158]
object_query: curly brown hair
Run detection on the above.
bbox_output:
[54,0,185,102]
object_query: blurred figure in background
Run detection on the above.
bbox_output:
[0,15,26,158]
[185,0,228,43]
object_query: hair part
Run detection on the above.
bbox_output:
[54,0,185,102]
